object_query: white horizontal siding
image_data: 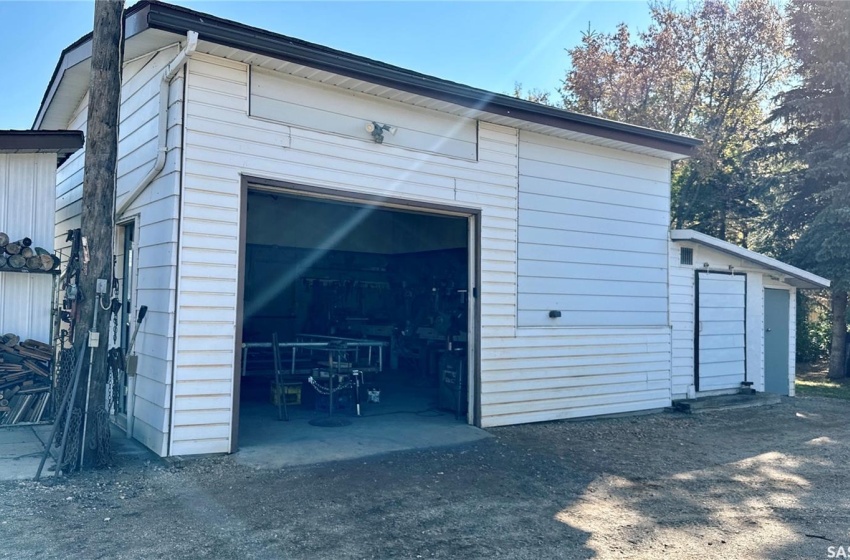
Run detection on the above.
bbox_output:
[0,153,57,342]
[52,46,183,456]
[517,130,671,328]
[175,53,685,454]
[480,327,671,426]
[176,55,514,455]
[250,67,477,161]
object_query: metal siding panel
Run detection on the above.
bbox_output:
[0,154,56,342]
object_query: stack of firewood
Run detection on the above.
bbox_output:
[0,334,52,425]
[0,232,60,272]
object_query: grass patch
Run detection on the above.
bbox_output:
[796,377,850,400]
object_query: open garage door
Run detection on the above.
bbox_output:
[232,181,480,459]
[695,272,746,393]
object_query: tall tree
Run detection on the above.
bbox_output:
[77,0,124,466]
[768,0,850,378]
[562,0,789,242]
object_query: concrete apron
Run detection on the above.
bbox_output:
[0,425,54,481]
[234,412,492,470]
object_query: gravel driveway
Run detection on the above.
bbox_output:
[3,397,849,559]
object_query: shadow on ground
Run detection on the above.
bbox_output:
[3,397,850,559]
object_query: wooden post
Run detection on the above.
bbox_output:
[75,0,125,468]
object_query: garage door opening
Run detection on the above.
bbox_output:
[234,185,481,463]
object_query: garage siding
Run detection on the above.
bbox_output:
[517,130,671,328]
[172,53,682,452]
[0,153,57,342]
[488,131,674,426]
[53,46,183,456]
[175,54,519,453]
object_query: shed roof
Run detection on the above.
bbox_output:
[34,0,701,160]
[671,229,830,290]
[0,130,84,166]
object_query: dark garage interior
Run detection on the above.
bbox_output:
[237,189,473,452]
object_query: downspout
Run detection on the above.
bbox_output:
[123,31,197,442]
[115,30,198,219]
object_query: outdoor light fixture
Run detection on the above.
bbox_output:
[365,121,397,144]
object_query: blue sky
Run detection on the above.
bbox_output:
[0,1,660,130]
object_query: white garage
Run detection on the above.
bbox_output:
[670,229,830,399]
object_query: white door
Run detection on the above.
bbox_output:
[697,273,746,392]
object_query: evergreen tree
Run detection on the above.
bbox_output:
[770,0,850,378]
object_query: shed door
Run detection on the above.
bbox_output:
[764,288,790,395]
[696,273,746,392]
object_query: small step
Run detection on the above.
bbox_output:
[673,392,782,414]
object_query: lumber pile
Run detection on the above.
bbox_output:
[0,334,52,425]
[0,232,59,272]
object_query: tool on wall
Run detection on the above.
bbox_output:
[125,305,148,439]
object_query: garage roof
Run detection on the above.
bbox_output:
[35,0,701,160]
[0,130,84,166]
[671,229,830,290]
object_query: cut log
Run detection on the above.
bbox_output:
[2,334,20,346]
[15,238,32,248]
[25,256,43,271]
[0,254,7,268]
[4,242,21,256]
[7,254,26,269]
[39,254,55,270]
[0,232,7,247]
[34,247,49,256]
[21,247,35,259]
[50,255,61,270]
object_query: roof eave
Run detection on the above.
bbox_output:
[0,130,85,165]
[671,229,831,290]
[143,1,700,157]
[35,0,701,157]
[33,2,151,130]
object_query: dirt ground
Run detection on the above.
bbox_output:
[3,397,850,560]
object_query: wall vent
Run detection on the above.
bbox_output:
[680,247,694,265]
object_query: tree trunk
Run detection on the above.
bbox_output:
[76,0,124,468]
[827,289,848,379]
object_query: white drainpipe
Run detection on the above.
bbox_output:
[115,30,198,219]
[123,31,198,440]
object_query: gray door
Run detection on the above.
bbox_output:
[764,289,790,395]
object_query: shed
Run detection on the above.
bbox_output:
[670,229,830,399]
[0,130,84,341]
[31,1,779,459]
